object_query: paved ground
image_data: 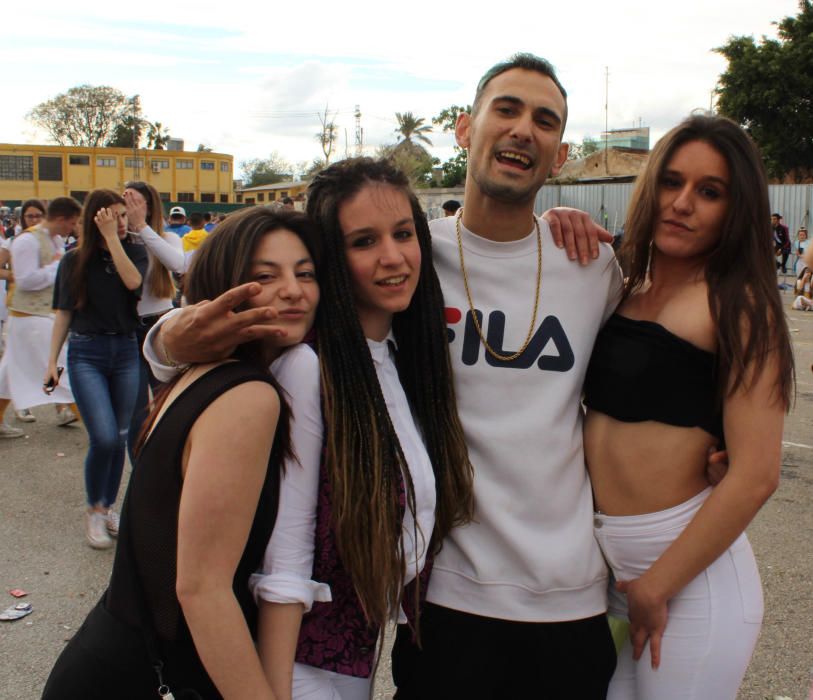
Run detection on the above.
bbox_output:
[1,291,811,699]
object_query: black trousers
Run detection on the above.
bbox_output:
[392,603,616,700]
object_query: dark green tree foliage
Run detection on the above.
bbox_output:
[715,0,813,180]
[240,152,293,187]
[432,104,471,187]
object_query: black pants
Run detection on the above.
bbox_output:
[392,603,616,700]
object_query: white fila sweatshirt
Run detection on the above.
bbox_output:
[427,214,622,622]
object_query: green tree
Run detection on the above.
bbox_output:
[378,140,435,187]
[28,85,139,147]
[316,105,338,166]
[395,112,433,146]
[715,0,813,180]
[568,135,600,161]
[241,152,293,187]
[146,122,170,150]
[432,104,471,187]
[106,96,145,148]
[196,144,213,152]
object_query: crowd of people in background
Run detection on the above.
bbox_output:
[0,51,806,700]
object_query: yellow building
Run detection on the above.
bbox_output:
[0,143,234,205]
[235,181,309,205]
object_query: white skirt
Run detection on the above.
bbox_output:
[0,314,73,407]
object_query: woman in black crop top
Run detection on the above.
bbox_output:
[583,115,794,700]
[42,208,320,699]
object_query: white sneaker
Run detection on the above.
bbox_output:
[0,423,24,439]
[85,511,113,550]
[15,409,35,423]
[105,509,120,538]
[56,407,78,426]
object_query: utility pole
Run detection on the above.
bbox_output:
[604,67,609,176]
[354,105,363,157]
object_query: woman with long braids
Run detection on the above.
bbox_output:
[583,115,794,698]
[247,158,474,699]
[45,189,148,549]
[122,180,185,463]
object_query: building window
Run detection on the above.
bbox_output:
[159,192,171,201]
[70,190,89,203]
[257,193,265,202]
[236,194,243,203]
[0,155,33,181]
[200,161,215,170]
[151,159,169,169]
[268,192,276,201]
[69,155,90,165]
[177,192,195,202]
[176,159,193,169]
[245,197,255,205]
[124,157,144,168]
[220,194,229,203]
[96,157,116,167]
[220,162,229,172]
[38,156,63,181]
[201,193,215,203]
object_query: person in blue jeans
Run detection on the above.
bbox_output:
[46,189,148,549]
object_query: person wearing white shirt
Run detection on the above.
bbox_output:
[122,181,185,462]
[145,158,475,700]
[0,197,81,436]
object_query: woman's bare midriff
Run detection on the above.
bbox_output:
[584,410,718,516]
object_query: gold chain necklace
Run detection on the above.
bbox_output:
[455,208,542,362]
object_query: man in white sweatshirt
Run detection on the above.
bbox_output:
[144,53,620,698]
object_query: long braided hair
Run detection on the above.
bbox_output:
[306,158,473,628]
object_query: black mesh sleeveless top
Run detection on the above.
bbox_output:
[105,361,281,688]
[583,314,724,444]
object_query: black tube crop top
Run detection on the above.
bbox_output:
[583,313,724,444]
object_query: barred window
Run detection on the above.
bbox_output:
[220,194,229,203]
[257,193,265,202]
[220,161,229,172]
[236,194,243,203]
[69,155,90,165]
[200,161,215,170]
[96,157,116,167]
[70,190,89,203]
[177,192,195,202]
[159,192,171,201]
[176,160,193,169]
[201,193,215,203]
[152,159,169,169]
[124,158,144,168]
[0,155,33,180]
[38,156,63,181]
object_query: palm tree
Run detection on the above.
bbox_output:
[395,112,433,146]
[146,121,170,150]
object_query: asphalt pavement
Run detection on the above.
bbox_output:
[1,290,811,699]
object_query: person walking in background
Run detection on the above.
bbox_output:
[795,227,808,275]
[772,212,791,273]
[0,197,81,433]
[122,181,185,466]
[165,206,191,237]
[46,189,148,550]
[181,212,210,268]
[441,200,461,216]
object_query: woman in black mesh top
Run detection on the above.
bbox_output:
[42,207,320,699]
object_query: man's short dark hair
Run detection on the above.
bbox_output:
[282,197,294,206]
[472,53,568,132]
[47,196,81,220]
[203,212,212,222]
[442,200,461,214]
[772,213,782,219]
[189,212,205,227]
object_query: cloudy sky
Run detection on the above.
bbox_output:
[4,0,799,178]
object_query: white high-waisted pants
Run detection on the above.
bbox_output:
[593,487,763,700]
[291,662,370,700]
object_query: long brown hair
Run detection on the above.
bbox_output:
[137,207,320,463]
[69,189,127,309]
[306,157,474,628]
[620,114,794,407]
[125,181,175,300]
